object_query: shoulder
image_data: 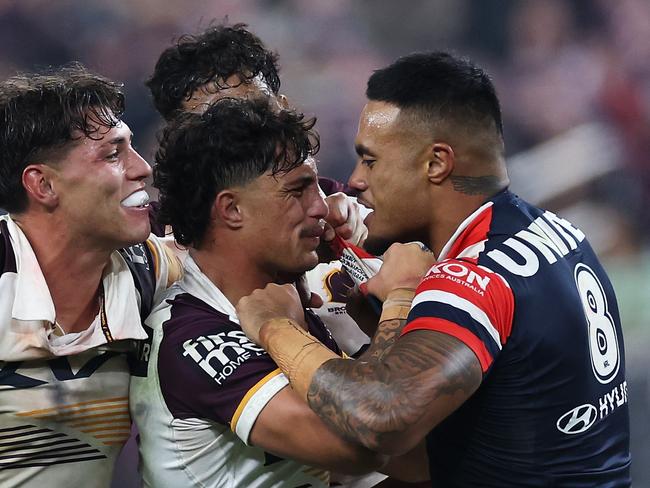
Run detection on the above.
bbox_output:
[417,258,511,302]
[406,258,515,373]
[157,292,267,375]
[157,291,234,344]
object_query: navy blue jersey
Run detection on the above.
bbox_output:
[403,190,630,487]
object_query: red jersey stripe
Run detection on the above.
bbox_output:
[402,317,493,372]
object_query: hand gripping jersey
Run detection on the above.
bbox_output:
[0,215,173,487]
[403,191,630,487]
[305,236,382,356]
[130,255,341,488]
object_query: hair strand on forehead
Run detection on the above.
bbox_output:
[153,98,319,248]
[0,62,125,213]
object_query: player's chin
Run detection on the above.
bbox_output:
[120,217,151,246]
[291,249,319,274]
[363,233,394,256]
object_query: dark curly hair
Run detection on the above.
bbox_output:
[154,98,319,248]
[0,63,124,213]
[148,22,280,121]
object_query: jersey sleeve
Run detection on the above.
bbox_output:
[145,234,183,295]
[156,294,288,446]
[401,258,514,373]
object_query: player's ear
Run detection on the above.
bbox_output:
[213,189,243,229]
[22,163,59,209]
[427,142,455,184]
[278,94,290,109]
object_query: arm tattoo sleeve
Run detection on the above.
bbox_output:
[359,318,407,362]
[307,330,482,451]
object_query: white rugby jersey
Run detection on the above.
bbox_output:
[130,255,339,488]
[306,261,370,356]
[0,215,172,487]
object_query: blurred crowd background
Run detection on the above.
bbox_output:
[1,0,649,484]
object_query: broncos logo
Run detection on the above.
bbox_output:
[323,269,355,303]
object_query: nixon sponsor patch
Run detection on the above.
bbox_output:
[424,262,492,296]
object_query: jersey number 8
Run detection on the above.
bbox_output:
[574,263,620,384]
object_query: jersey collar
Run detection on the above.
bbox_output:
[437,195,499,262]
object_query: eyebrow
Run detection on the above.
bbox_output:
[285,173,317,187]
[104,132,134,146]
[355,143,376,158]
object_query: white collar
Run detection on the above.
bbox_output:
[1,214,147,357]
[180,254,240,324]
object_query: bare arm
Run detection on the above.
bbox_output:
[238,243,482,456]
[306,329,481,455]
[249,384,387,475]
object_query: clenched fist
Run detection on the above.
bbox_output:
[365,242,436,301]
[323,192,368,246]
[236,283,306,345]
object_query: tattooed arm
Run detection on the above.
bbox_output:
[307,330,481,454]
[238,243,482,455]
[240,285,482,456]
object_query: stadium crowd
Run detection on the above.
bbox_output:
[0,0,648,485]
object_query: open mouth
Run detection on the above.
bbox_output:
[120,189,150,209]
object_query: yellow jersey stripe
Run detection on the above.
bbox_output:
[68,416,131,428]
[19,403,128,420]
[16,397,128,416]
[145,239,160,281]
[81,425,132,434]
[94,433,131,439]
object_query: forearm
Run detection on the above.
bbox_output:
[256,297,481,457]
[358,288,414,362]
[380,441,430,482]
[258,288,414,400]
[306,331,481,455]
[257,289,427,454]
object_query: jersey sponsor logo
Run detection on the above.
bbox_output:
[129,326,154,377]
[574,263,620,384]
[182,330,266,385]
[486,211,585,277]
[598,380,628,419]
[426,262,491,295]
[556,403,598,435]
[556,380,628,436]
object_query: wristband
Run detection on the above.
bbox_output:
[379,288,416,323]
[260,318,339,401]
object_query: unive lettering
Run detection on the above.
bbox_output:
[487,211,585,277]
